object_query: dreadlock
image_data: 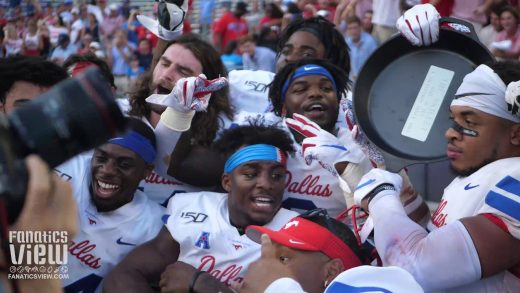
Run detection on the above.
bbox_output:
[277,16,351,74]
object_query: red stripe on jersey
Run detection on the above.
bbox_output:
[481,213,509,233]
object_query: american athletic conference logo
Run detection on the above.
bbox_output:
[194,231,210,249]
[8,231,69,280]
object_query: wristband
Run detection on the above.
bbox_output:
[160,107,196,132]
[404,195,424,215]
[189,270,206,293]
[366,184,396,206]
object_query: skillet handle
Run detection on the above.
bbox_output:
[439,17,479,43]
[381,151,447,173]
[379,150,418,173]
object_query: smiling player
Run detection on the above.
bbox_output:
[55,118,164,292]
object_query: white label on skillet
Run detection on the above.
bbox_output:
[401,65,454,142]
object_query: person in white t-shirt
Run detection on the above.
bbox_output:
[351,61,520,292]
[55,118,165,292]
[104,123,299,292]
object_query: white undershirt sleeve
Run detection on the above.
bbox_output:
[369,192,482,291]
[152,109,183,179]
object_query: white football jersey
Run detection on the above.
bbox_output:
[228,69,274,114]
[427,157,520,292]
[56,153,164,292]
[164,192,298,286]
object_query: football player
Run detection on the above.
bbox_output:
[56,118,164,292]
[265,58,372,217]
[352,61,520,292]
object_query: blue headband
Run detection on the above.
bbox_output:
[224,144,287,174]
[109,131,156,164]
[280,64,338,102]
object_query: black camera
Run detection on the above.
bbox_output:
[0,68,128,223]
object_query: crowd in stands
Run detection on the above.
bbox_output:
[2,0,520,96]
[0,0,160,96]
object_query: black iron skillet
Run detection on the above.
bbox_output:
[353,18,494,172]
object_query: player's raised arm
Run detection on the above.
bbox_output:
[103,227,180,292]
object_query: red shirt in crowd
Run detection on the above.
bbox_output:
[260,16,280,28]
[136,26,159,48]
[213,11,248,52]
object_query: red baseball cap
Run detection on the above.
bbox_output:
[246,216,362,270]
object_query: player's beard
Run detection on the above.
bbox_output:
[450,147,498,177]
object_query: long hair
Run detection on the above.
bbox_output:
[129,34,233,146]
[276,17,350,74]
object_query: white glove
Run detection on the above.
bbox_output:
[137,0,188,41]
[396,3,440,46]
[353,169,402,206]
[506,80,520,115]
[285,113,366,176]
[146,74,227,131]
